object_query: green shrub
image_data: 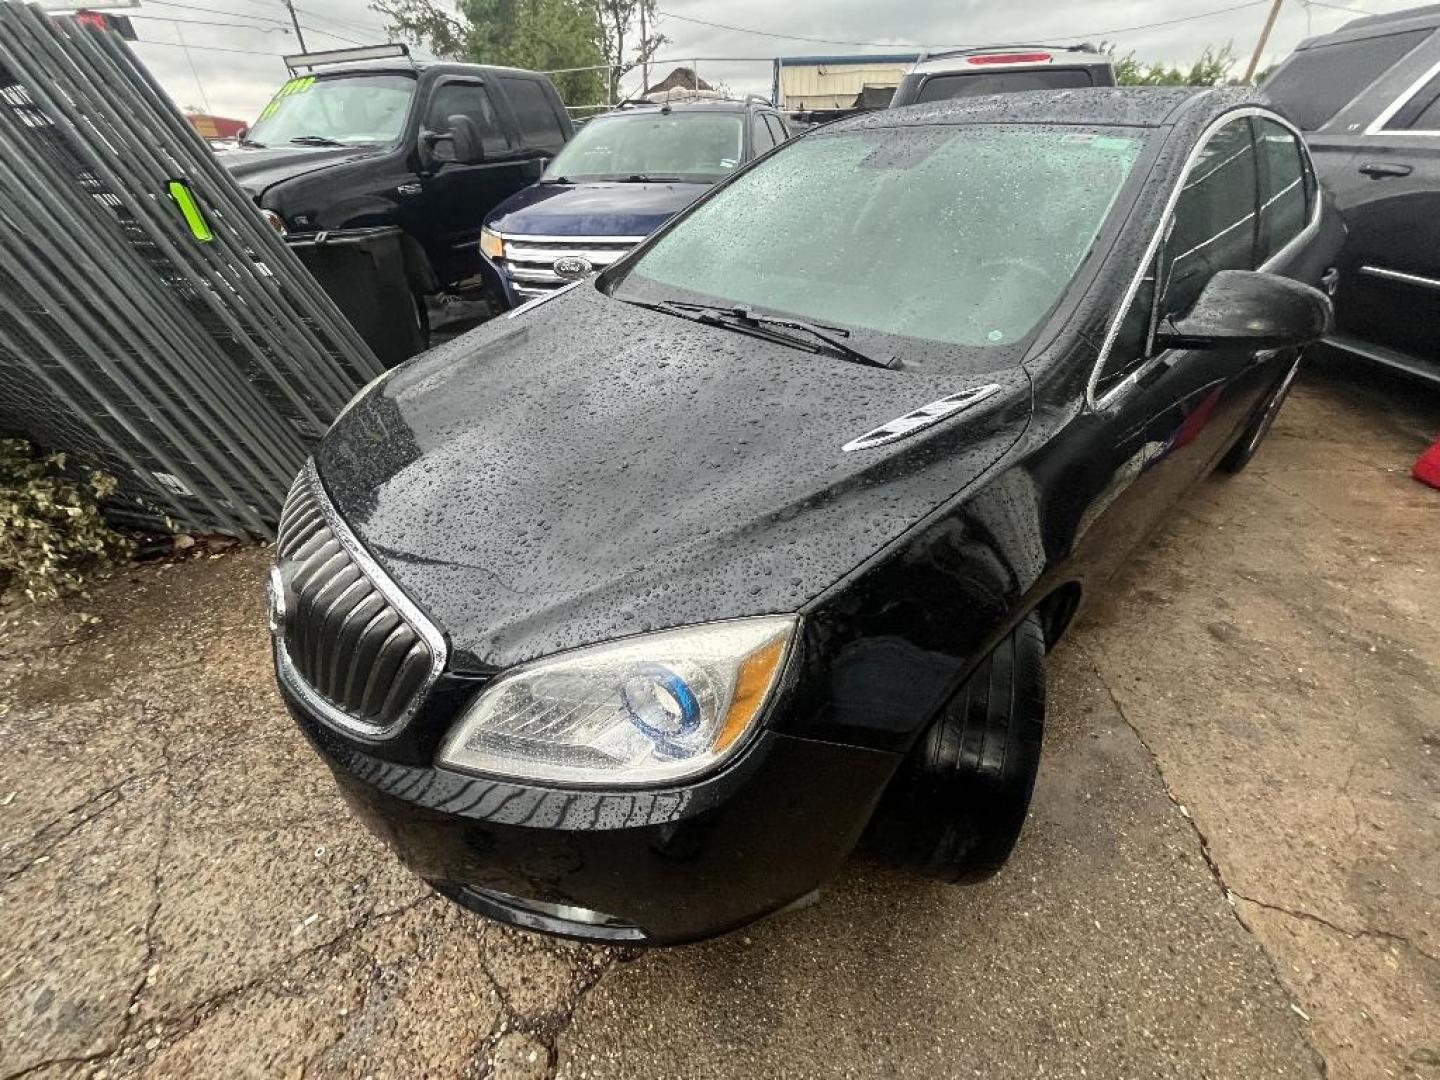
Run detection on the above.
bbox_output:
[1,438,132,601]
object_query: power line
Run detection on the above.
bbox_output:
[141,0,292,26]
[134,37,284,58]
[654,0,1274,50]
[130,12,292,33]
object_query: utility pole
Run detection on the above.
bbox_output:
[282,0,308,54]
[639,2,649,95]
[1244,0,1284,83]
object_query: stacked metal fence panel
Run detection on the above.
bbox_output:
[0,2,383,538]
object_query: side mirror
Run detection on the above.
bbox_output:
[447,114,486,165]
[235,125,249,143]
[1155,269,1333,351]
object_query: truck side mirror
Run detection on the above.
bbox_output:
[447,115,486,165]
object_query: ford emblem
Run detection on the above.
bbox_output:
[552,255,593,280]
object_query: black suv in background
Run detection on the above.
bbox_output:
[219,46,572,305]
[889,45,1116,108]
[1263,6,1440,386]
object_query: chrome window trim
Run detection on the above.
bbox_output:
[1360,264,1440,291]
[1087,107,1323,412]
[275,459,449,743]
[1364,56,1440,134]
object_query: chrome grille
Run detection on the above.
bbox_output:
[500,233,648,300]
[272,463,445,740]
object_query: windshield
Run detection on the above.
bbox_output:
[613,123,1145,353]
[246,73,416,147]
[542,112,744,182]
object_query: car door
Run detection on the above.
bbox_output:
[416,78,538,286]
[1082,115,1270,562]
[1334,66,1440,368]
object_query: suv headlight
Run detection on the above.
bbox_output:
[479,227,504,260]
[438,616,797,787]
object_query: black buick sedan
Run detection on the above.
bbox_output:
[270,88,1341,945]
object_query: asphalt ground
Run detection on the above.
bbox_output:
[1,358,1436,1079]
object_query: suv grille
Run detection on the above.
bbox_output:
[272,464,445,740]
[500,234,648,300]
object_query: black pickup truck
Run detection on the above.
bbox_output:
[1262,5,1440,386]
[218,46,571,329]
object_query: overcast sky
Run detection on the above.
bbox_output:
[115,0,1419,120]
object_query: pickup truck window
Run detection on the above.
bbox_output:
[616,123,1145,352]
[500,77,566,153]
[915,68,1092,104]
[751,114,777,152]
[1262,29,1430,130]
[427,82,511,159]
[248,73,415,148]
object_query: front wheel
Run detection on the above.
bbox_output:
[1217,355,1302,474]
[863,612,1046,883]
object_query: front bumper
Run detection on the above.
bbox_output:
[286,692,900,945]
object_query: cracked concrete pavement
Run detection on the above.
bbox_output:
[1,360,1436,1079]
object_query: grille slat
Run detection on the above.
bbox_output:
[501,234,645,299]
[273,467,443,738]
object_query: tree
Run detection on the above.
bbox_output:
[1108,44,1242,87]
[593,0,665,103]
[371,0,610,106]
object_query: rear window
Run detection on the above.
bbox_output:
[1262,29,1430,130]
[915,68,1094,104]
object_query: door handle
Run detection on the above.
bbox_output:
[1359,161,1413,178]
[1252,348,1283,365]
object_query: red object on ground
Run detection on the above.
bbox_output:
[1414,438,1440,490]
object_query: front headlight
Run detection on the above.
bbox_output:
[479,226,504,261]
[438,616,797,787]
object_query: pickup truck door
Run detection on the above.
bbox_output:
[1329,68,1440,371]
[415,78,545,287]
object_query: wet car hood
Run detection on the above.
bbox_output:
[215,143,382,200]
[485,180,711,238]
[315,284,1033,672]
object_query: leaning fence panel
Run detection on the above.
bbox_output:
[0,2,383,538]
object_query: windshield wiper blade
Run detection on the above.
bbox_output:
[238,138,267,148]
[289,135,345,146]
[653,301,897,369]
[619,173,684,183]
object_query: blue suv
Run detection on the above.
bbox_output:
[479,95,791,306]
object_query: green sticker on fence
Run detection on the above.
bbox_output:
[167,180,213,243]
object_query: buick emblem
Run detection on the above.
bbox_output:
[552,255,593,280]
[266,565,288,635]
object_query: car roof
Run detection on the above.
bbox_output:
[1301,1,1440,43]
[830,86,1259,131]
[601,100,758,116]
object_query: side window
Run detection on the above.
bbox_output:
[751,113,776,153]
[426,81,511,159]
[500,77,567,154]
[763,113,788,144]
[1385,72,1440,131]
[1261,29,1430,130]
[1255,118,1309,262]
[1159,118,1259,320]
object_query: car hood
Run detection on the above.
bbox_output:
[215,143,382,200]
[315,285,1032,672]
[485,180,711,237]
